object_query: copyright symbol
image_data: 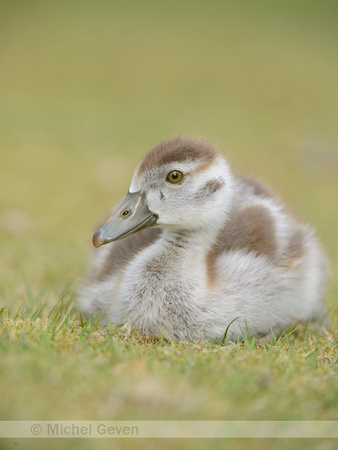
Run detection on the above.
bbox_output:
[31,424,42,435]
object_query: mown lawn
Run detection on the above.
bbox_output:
[0,1,337,449]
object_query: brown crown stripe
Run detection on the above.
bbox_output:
[137,137,219,175]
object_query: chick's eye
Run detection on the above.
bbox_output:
[166,170,183,183]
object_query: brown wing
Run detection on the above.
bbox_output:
[206,176,308,285]
[206,201,278,285]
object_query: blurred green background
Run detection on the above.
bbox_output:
[0,1,337,449]
[1,0,337,316]
[1,0,337,307]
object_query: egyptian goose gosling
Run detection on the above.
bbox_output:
[78,137,328,342]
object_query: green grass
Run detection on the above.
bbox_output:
[0,301,337,450]
[1,302,337,421]
[0,1,337,449]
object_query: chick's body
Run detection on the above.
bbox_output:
[79,137,328,342]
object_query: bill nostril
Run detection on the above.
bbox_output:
[121,209,130,219]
